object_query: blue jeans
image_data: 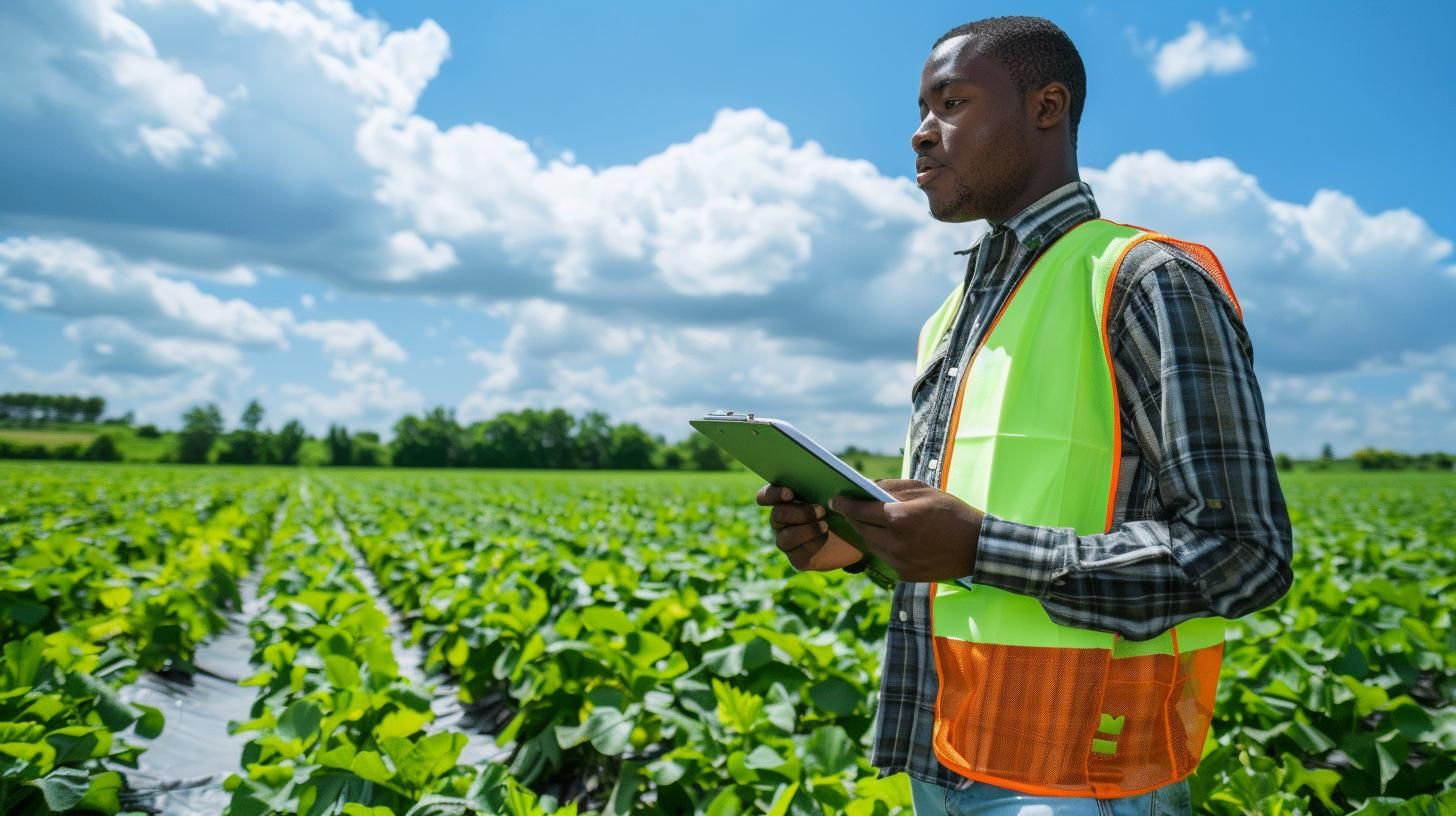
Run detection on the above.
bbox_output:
[910,777,1192,816]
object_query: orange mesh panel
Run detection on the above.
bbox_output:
[1153,237,1242,319]
[931,639,1224,798]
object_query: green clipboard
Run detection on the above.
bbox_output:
[689,412,899,589]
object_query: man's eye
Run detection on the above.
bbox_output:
[943,99,963,111]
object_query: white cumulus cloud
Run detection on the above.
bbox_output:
[0,236,291,346]
[293,318,408,362]
[1139,16,1255,91]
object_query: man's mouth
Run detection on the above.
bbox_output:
[916,166,945,186]
[915,158,945,187]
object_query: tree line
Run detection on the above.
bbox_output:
[0,393,107,425]
[179,401,730,469]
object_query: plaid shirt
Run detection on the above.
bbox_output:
[871,181,1293,788]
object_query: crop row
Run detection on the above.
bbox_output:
[224,485,567,815]
[320,472,911,815]
[0,465,286,814]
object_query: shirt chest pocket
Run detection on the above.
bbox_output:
[910,342,950,407]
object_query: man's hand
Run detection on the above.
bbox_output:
[831,479,984,583]
[756,484,865,572]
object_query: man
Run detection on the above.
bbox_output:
[757,16,1292,816]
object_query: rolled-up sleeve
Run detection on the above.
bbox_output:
[960,241,1293,641]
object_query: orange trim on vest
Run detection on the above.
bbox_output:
[1100,219,1243,319]
[936,272,1029,494]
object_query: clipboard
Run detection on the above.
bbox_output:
[689,412,899,589]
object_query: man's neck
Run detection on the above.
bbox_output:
[990,175,1083,225]
[987,158,1080,227]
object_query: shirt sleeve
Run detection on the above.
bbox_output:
[957,240,1294,641]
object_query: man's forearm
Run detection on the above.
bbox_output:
[961,513,1292,640]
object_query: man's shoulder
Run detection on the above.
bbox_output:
[1112,232,1218,284]
[1105,231,1244,329]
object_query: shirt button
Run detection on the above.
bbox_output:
[898,609,909,622]
[927,458,940,471]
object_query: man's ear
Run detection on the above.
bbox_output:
[1031,82,1070,131]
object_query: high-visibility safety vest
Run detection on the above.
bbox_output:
[903,218,1242,798]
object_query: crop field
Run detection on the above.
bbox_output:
[1,462,1453,815]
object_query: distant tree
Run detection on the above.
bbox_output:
[326,425,353,466]
[658,446,686,469]
[135,424,161,439]
[574,411,613,469]
[273,420,307,466]
[1351,447,1408,470]
[178,404,224,464]
[392,408,462,467]
[217,400,273,464]
[225,404,263,463]
[607,424,658,469]
[681,431,731,470]
[83,397,106,424]
[352,431,388,466]
[82,434,122,462]
[1320,443,1335,461]
[469,412,532,468]
[241,400,265,432]
[537,408,576,469]
[1274,452,1294,471]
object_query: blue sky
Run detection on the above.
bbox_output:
[1,0,1453,456]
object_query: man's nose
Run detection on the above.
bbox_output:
[911,115,939,152]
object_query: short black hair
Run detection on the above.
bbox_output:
[933,16,1086,148]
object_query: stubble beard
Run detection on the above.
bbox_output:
[930,175,979,223]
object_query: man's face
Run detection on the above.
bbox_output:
[913,36,1035,223]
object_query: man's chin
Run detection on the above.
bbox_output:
[927,200,978,223]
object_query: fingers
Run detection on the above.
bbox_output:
[830,496,890,527]
[875,478,931,499]
[777,519,828,571]
[770,501,825,530]
[776,518,828,554]
[755,484,795,506]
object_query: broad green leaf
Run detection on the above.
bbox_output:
[705,787,744,816]
[1280,754,1340,812]
[351,750,395,786]
[555,705,637,757]
[764,781,800,816]
[395,732,467,791]
[45,726,106,764]
[134,704,165,739]
[743,745,786,771]
[809,675,859,715]
[79,770,122,814]
[276,699,322,743]
[714,679,764,734]
[805,725,855,775]
[0,739,57,771]
[581,607,633,635]
[375,708,432,741]
[323,655,361,690]
[98,586,132,610]
[31,767,90,811]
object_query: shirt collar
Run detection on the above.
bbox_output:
[955,180,1100,257]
